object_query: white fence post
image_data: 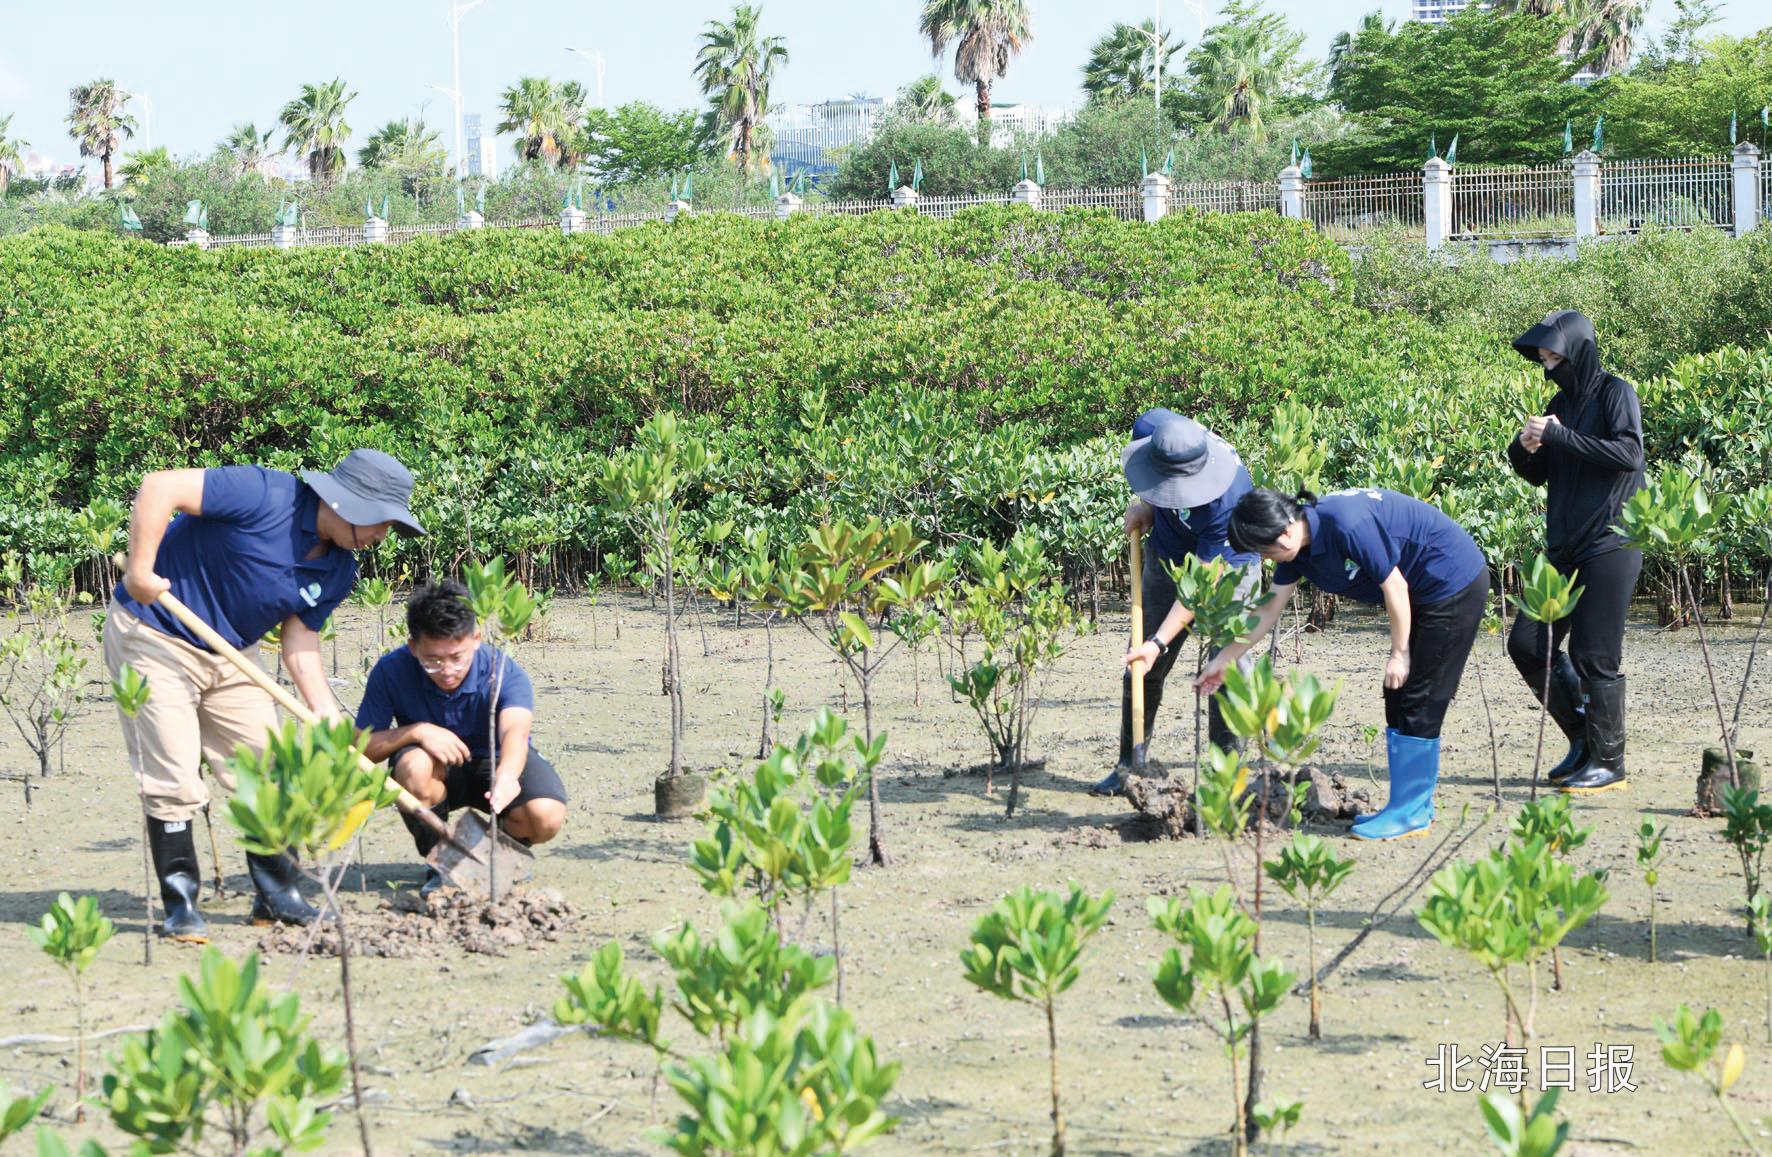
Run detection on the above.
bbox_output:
[1011,178,1041,209]
[1140,172,1170,223]
[271,223,297,250]
[184,228,211,250]
[457,210,484,230]
[776,192,802,220]
[1277,164,1305,220]
[666,197,692,222]
[1572,149,1601,240]
[1734,142,1762,237]
[364,215,388,245]
[560,204,585,235]
[1423,157,1452,250]
[890,185,920,211]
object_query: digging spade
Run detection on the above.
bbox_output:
[150,591,533,897]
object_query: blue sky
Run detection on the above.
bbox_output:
[0,1,1762,167]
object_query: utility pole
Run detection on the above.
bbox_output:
[445,0,489,177]
[566,47,606,109]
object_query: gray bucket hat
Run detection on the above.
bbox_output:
[301,449,426,538]
[1121,413,1241,510]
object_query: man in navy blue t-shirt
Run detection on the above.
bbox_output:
[1099,409,1259,795]
[105,450,425,941]
[357,580,568,895]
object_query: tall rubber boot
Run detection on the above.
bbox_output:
[146,818,209,942]
[247,851,322,926]
[401,805,455,897]
[1558,676,1627,794]
[1542,654,1588,784]
[1351,730,1439,841]
[1093,676,1166,795]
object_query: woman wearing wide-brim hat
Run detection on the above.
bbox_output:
[1099,410,1259,795]
[1199,487,1491,840]
[1506,310,1645,795]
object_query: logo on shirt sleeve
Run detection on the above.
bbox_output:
[298,582,322,608]
[1345,560,1362,580]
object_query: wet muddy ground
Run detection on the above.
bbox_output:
[3,593,1771,1155]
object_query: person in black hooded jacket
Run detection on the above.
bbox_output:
[1506,310,1645,794]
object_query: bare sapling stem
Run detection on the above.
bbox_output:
[832,886,845,1006]
[1474,658,1503,806]
[1531,644,1552,802]
[1046,996,1065,1157]
[322,866,375,1157]
[1307,905,1321,1040]
[1683,566,1739,788]
[72,970,86,1122]
[1728,575,1772,753]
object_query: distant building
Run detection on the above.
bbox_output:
[954,102,1072,148]
[767,97,885,182]
[1410,0,1480,23]
[465,113,498,179]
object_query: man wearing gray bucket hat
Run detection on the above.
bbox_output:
[1094,409,1258,796]
[106,449,424,942]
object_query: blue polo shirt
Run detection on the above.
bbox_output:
[113,466,358,651]
[1273,489,1486,607]
[1130,414,1259,568]
[356,646,536,761]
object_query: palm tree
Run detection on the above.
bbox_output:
[357,118,444,170]
[1082,20,1180,103]
[894,74,958,123]
[0,114,27,195]
[1184,2,1307,140]
[497,77,585,168]
[279,78,357,185]
[919,0,1032,135]
[1572,0,1646,75]
[118,146,173,188]
[1327,10,1391,94]
[694,4,790,172]
[65,79,137,190]
[220,122,281,178]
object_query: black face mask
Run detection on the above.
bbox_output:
[1545,358,1578,391]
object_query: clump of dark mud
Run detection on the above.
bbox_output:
[257,886,583,959]
[1066,764,1374,844]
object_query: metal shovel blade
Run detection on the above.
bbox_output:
[428,811,536,901]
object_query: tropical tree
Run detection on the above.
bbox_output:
[65,78,136,190]
[919,0,1032,135]
[892,74,959,123]
[117,146,173,189]
[497,77,586,168]
[1183,1,1312,139]
[694,4,790,172]
[1083,19,1181,103]
[577,101,706,184]
[1327,10,1392,92]
[279,77,357,185]
[357,117,446,179]
[0,114,26,194]
[218,122,281,178]
[1491,0,1645,76]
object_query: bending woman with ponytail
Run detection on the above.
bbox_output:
[1197,488,1491,840]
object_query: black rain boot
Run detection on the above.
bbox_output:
[247,851,323,926]
[1543,654,1588,784]
[401,805,455,897]
[1095,676,1165,794]
[1558,676,1627,794]
[146,818,209,942]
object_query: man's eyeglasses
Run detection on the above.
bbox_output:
[415,653,473,675]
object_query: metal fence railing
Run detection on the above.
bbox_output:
[1304,172,1424,241]
[1452,164,1574,239]
[386,222,461,245]
[1040,186,1142,220]
[801,197,893,216]
[201,232,277,249]
[1601,156,1733,233]
[1171,180,1276,215]
[915,192,1017,219]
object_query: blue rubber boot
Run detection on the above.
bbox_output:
[1351,729,1440,841]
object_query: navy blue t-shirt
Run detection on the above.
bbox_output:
[1273,490,1487,607]
[1130,414,1259,568]
[114,466,358,651]
[356,646,536,761]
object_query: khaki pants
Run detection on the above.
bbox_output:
[102,607,278,822]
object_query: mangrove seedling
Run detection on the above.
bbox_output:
[1166,553,1262,827]
[1615,469,1736,784]
[1251,1097,1303,1150]
[1723,485,1772,762]
[349,577,394,669]
[1654,1004,1758,1154]
[1263,834,1354,1039]
[1417,837,1608,1052]
[1637,816,1667,963]
[1512,795,1595,989]
[1510,553,1583,800]
[1724,785,1772,937]
[27,894,114,1121]
[946,531,1081,816]
[71,498,126,604]
[763,518,944,865]
[961,885,1114,1157]
[0,561,89,779]
[1150,884,1293,1157]
[599,411,714,786]
[464,556,539,898]
[706,528,787,757]
[227,718,397,1156]
[102,948,346,1156]
[1479,1087,1569,1157]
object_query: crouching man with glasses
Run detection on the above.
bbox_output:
[356,580,568,894]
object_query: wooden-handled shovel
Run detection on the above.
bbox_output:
[149,590,491,872]
[1129,530,1147,775]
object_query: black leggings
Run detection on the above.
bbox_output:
[1507,547,1642,686]
[1386,573,1491,739]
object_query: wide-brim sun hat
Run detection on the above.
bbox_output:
[1121,414,1241,510]
[301,449,426,537]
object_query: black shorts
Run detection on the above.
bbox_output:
[390,745,567,814]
